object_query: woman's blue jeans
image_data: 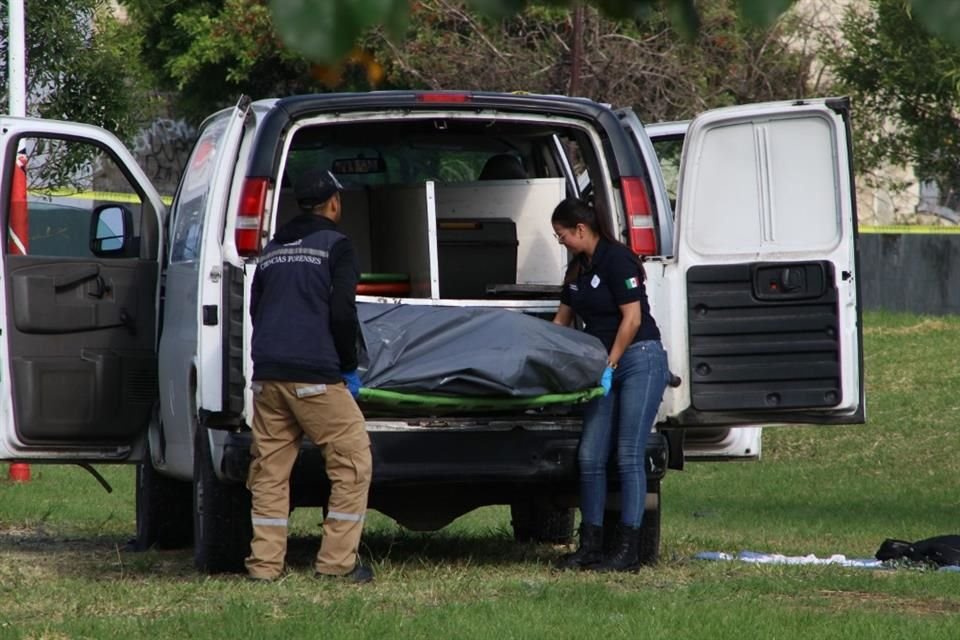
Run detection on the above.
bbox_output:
[579,340,669,528]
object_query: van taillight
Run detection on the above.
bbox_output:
[416,92,471,103]
[236,177,269,257]
[622,177,657,256]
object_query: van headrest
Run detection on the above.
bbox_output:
[478,154,527,180]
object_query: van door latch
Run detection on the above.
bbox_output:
[752,262,827,301]
[119,308,136,336]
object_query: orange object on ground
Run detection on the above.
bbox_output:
[8,463,31,482]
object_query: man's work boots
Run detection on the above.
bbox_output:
[246,563,290,583]
[555,523,603,570]
[316,561,374,584]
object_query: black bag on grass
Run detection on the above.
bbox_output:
[875,535,960,567]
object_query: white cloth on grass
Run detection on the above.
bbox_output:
[696,550,960,571]
[695,551,883,569]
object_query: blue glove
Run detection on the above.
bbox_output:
[600,366,614,396]
[342,370,362,399]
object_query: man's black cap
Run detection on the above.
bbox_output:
[294,168,343,210]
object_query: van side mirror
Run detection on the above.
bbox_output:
[90,204,133,256]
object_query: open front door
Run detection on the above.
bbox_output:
[672,98,864,427]
[0,118,165,461]
[158,98,251,471]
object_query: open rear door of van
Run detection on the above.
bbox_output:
[670,98,864,427]
[618,114,761,459]
[0,118,165,461]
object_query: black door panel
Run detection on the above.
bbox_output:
[687,261,842,412]
[683,305,837,336]
[6,256,158,444]
[11,262,144,333]
[12,350,156,444]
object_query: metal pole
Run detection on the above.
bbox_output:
[8,0,26,116]
[6,0,31,483]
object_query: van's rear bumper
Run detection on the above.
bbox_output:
[221,427,668,504]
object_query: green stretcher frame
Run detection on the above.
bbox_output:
[360,272,409,283]
[358,386,605,410]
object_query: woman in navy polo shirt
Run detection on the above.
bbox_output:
[551,197,670,572]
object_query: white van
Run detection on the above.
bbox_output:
[0,92,863,572]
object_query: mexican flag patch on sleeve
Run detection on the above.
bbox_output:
[625,276,639,290]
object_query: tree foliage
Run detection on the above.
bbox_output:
[366,1,815,122]
[270,0,804,63]
[0,0,151,140]
[823,0,960,195]
[123,0,815,124]
[123,0,319,122]
[266,0,960,66]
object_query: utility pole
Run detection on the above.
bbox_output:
[8,0,26,117]
[6,0,31,483]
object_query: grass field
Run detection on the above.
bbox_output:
[2,311,960,638]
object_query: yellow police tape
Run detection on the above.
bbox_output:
[29,188,174,206]
[861,225,960,234]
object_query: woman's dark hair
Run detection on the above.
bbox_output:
[551,196,619,244]
[551,196,645,283]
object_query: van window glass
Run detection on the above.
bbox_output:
[278,119,603,296]
[687,116,841,252]
[287,146,509,187]
[169,114,230,263]
[282,119,585,192]
[6,136,143,258]
[650,135,683,209]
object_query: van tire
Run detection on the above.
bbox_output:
[510,499,575,544]
[193,428,252,573]
[135,450,193,550]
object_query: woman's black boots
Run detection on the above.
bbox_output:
[595,523,642,572]
[555,523,603,570]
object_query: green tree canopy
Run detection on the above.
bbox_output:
[0,0,151,140]
[122,0,815,123]
[122,0,317,123]
[824,0,960,198]
[364,1,815,122]
[269,0,800,63]
[266,0,960,66]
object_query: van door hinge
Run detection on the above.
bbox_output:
[209,266,222,283]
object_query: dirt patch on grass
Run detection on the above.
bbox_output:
[863,319,954,337]
[0,527,555,584]
[0,527,197,583]
[1,531,126,582]
[817,589,960,615]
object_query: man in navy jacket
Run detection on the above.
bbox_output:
[246,168,372,583]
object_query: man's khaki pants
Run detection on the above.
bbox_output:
[245,381,372,579]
